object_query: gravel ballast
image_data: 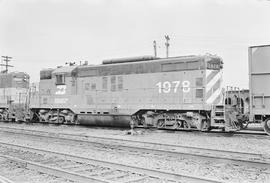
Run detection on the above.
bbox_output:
[0,122,269,183]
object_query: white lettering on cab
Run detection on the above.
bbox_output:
[156,80,190,93]
[55,85,66,95]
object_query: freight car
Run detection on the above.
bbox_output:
[248,45,270,134]
[29,54,234,132]
[0,72,30,121]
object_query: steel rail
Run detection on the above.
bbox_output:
[0,142,224,183]
[0,154,112,183]
[0,125,265,156]
[135,125,268,135]
[0,126,269,170]
[0,175,14,183]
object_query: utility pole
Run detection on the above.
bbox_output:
[153,40,157,58]
[164,35,170,58]
[1,56,13,73]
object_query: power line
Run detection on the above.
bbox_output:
[1,56,13,73]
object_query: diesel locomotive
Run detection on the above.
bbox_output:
[0,46,270,135]
[29,54,228,131]
[0,71,30,121]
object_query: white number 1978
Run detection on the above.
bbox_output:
[156,80,190,93]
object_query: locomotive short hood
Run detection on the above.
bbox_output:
[52,65,78,77]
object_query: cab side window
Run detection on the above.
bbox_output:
[56,75,65,85]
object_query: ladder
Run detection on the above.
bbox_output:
[210,86,226,128]
[211,104,226,128]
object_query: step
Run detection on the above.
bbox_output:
[213,116,225,120]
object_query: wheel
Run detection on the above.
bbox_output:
[58,116,65,124]
[182,121,190,129]
[262,118,270,135]
[173,121,181,129]
[141,117,147,128]
[157,119,165,129]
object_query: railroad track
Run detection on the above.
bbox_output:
[0,126,269,172]
[0,142,223,183]
[1,120,268,136]
[0,175,13,183]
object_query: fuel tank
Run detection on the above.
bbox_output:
[77,114,131,127]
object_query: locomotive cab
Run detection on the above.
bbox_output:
[30,66,78,124]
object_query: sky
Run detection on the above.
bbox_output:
[0,0,270,88]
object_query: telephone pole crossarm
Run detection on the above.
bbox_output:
[1,56,13,73]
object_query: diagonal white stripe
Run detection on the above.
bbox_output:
[206,72,222,92]
[206,87,222,104]
[206,70,214,78]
